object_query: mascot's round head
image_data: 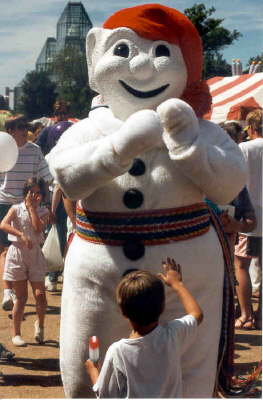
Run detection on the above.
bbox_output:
[87,3,211,119]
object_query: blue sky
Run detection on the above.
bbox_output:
[0,0,262,104]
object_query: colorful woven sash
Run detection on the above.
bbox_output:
[76,202,210,245]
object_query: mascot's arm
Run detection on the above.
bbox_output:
[49,110,162,200]
[158,98,247,205]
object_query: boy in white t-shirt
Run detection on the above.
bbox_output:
[85,258,203,398]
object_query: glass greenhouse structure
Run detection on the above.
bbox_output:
[36,1,93,72]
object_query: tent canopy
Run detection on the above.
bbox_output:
[204,73,263,124]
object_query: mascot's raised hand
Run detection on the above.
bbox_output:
[157,98,200,153]
[111,109,162,163]
[49,4,247,398]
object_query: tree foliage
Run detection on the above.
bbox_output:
[0,95,8,110]
[247,53,263,64]
[51,46,95,118]
[184,4,241,78]
[243,53,263,73]
[19,71,57,120]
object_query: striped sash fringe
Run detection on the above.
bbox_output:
[76,202,211,245]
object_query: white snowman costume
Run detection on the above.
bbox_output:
[49,5,247,398]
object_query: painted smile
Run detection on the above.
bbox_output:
[119,80,169,98]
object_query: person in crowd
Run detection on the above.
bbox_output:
[85,257,203,398]
[219,120,246,144]
[250,258,261,298]
[27,122,44,143]
[0,115,52,311]
[45,184,68,291]
[62,194,76,257]
[218,121,257,254]
[36,100,72,156]
[0,110,12,132]
[36,100,72,291]
[220,188,256,254]
[44,188,76,290]
[0,178,50,346]
[234,109,262,329]
[0,113,17,361]
[44,191,76,289]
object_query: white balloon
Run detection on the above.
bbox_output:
[0,131,18,172]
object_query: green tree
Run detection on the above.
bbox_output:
[51,46,95,118]
[19,71,57,119]
[0,95,8,110]
[243,53,263,73]
[184,4,241,78]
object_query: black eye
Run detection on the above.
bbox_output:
[155,45,170,57]
[113,43,129,58]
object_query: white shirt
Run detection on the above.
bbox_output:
[8,202,48,244]
[0,142,52,205]
[239,138,263,237]
[94,314,197,398]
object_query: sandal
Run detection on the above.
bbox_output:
[242,317,256,329]
[235,316,256,330]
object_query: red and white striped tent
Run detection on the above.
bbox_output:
[204,72,263,124]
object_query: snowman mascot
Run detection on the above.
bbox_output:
[49,4,247,398]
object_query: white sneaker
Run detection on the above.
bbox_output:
[45,275,50,289]
[34,320,44,344]
[2,291,14,311]
[12,335,26,347]
[45,276,57,292]
[47,282,57,292]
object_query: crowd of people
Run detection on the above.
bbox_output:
[219,113,262,330]
[0,100,75,349]
[0,101,261,396]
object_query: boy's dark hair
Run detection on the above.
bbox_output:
[23,177,46,200]
[116,270,165,326]
[5,115,28,133]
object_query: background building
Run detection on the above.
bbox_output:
[36,38,57,73]
[36,1,92,73]
[12,1,93,110]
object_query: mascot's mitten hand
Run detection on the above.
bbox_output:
[157,99,199,153]
[111,110,162,164]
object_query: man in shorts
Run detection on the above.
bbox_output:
[235,109,262,329]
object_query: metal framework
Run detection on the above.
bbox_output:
[35,1,93,72]
[57,2,92,51]
[36,38,57,72]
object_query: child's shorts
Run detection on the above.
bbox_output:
[3,243,47,282]
[235,234,262,259]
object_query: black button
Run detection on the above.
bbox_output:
[123,240,145,260]
[129,158,146,176]
[123,189,144,209]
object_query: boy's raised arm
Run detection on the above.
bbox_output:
[159,257,203,325]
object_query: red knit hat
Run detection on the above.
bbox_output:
[103,4,211,117]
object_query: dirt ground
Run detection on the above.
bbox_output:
[0,280,261,398]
